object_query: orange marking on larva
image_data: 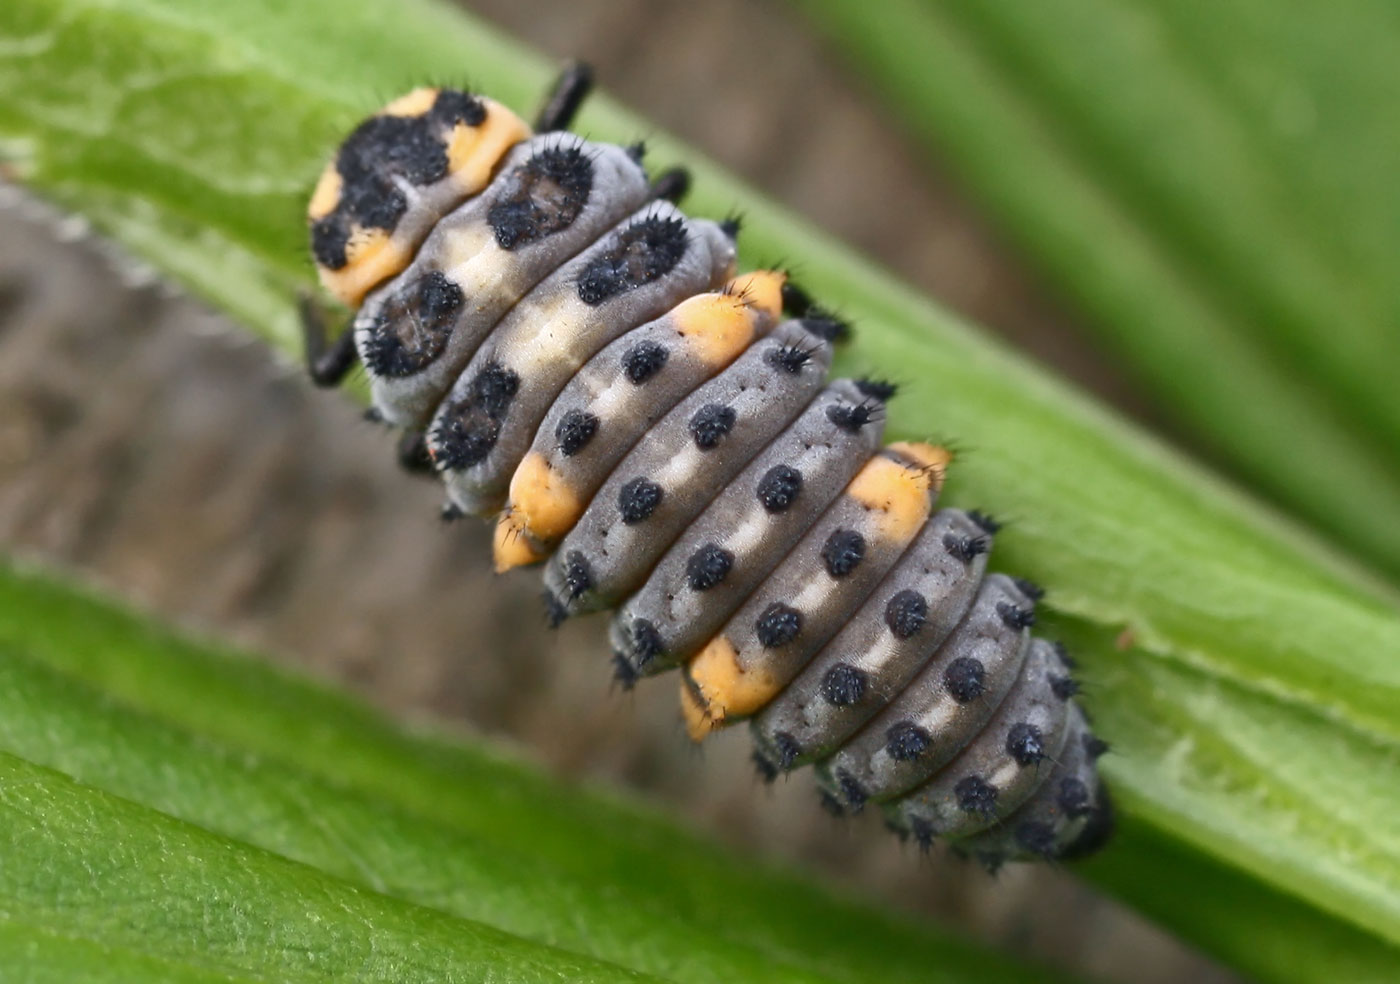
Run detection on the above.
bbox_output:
[317,227,414,307]
[671,292,759,368]
[307,165,342,221]
[492,510,548,573]
[726,270,785,319]
[446,100,532,185]
[846,442,948,542]
[509,451,585,544]
[381,88,440,117]
[887,441,952,489]
[680,675,714,741]
[684,635,782,739]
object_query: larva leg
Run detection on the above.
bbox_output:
[299,293,359,388]
[535,61,595,132]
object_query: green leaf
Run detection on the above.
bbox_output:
[0,561,1069,984]
[792,0,1400,581]
[2,1,1399,981]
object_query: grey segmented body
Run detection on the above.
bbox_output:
[304,69,1112,868]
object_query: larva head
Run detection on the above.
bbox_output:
[308,88,532,307]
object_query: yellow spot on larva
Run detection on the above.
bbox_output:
[509,451,585,544]
[307,165,342,221]
[671,292,757,368]
[683,635,782,739]
[726,270,785,320]
[446,99,532,187]
[492,511,548,572]
[382,88,439,118]
[846,442,948,542]
[888,441,952,486]
[680,676,713,741]
[317,227,413,307]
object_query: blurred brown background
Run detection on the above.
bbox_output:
[0,1,1237,982]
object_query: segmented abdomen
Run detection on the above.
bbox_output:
[308,88,1112,868]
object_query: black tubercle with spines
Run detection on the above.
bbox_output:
[431,363,520,469]
[576,215,689,305]
[361,271,464,378]
[488,143,594,250]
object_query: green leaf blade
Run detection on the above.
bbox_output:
[0,565,1072,984]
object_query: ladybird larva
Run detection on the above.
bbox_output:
[301,63,1112,868]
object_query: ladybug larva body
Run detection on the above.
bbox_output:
[302,64,1112,868]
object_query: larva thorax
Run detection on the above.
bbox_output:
[303,71,1112,869]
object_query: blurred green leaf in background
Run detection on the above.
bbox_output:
[795,0,1400,581]
[1,0,1398,982]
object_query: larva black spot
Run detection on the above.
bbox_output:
[576,215,689,305]
[799,315,850,343]
[686,543,734,591]
[955,775,998,817]
[429,89,488,129]
[689,403,737,449]
[997,602,1035,630]
[622,340,669,383]
[756,465,802,512]
[884,589,929,639]
[885,720,931,761]
[854,378,898,402]
[772,731,802,771]
[629,618,665,669]
[309,69,1110,872]
[563,550,594,599]
[826,402,874,432]
[1012,577,1045,602]
[1006,723,1046,766]
[800,317,851,348]
[555,408,599,456]
[820,663,868,706]
[967,510,1001,534]
[1016,820,1058,859]
[1058,777,1092,819]
[821,528,866,578]
[310,219,353,273]
[837,770,868,813]
[944,657,987,703]
[617,477,664,524]
[488,144,593,250]
[765,345,812,373]
[755,602,802,648]
[1061,810,1115,864]
[943,533,988,563]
